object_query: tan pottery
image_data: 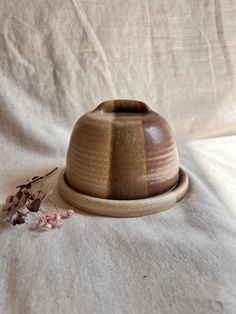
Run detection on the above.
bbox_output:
[58,99,189,217]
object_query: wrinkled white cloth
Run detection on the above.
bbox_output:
[0,1,236,313]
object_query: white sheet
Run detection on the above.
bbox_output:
[0,1,236,313]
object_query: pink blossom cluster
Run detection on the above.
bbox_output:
[1,168,75,231]
[37,209,74,230]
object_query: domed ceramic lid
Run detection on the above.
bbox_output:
[58,100,189,217]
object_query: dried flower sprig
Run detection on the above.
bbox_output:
[1,168,74,230]
[15,167,58,189]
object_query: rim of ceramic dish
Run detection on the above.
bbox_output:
[57,167,189,217]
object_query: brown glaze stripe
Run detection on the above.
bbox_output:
[142,110,179,196]
[108,100,148,199]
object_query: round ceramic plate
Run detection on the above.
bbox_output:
[58,167,189,217]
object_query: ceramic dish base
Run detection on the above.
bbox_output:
[58,168,189,217]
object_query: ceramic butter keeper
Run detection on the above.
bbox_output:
[58,100,189,217]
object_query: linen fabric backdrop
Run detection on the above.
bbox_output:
[0,1,236,313]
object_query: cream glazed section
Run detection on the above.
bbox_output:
[65,109,114,199]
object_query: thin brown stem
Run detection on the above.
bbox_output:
[16,167,58,189]
[47,198,60,213]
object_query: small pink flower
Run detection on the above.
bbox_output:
[46,223,52,229]
[55,213,61,220]
[45,213,54,222]
[66,209,74,218]
[53,219,63,228]
[38,217,46,226]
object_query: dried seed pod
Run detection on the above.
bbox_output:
[12,195,20,206]
[25,183,32,189]
[16,190,23,200]
[28,193,35,200]
[12,213,25,225]
[27,198,41,212]
[17,193,28,209]
[2,195,14,212]
[31,176,41,180]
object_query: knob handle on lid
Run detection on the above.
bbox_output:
[94,100,151,113]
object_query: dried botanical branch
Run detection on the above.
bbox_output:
[16,167,58,189]
[2,167,74,230]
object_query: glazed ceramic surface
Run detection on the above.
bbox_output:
[65,100,179,200]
